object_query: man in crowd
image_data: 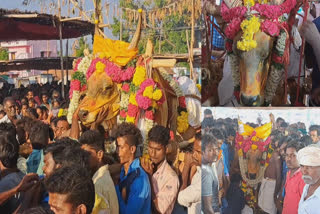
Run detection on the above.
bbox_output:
[210,128,228,212]
[0,130,25,213]
[282,141,305,214]
[54,116,70,140]
[298,146,320,213]
[202,134,220,214]
[26,121,49,175]
[79,130,119,214]
[178,132,201,214]
[309,125,320,145]
[114,122,151,214]
[141,125,179,214]
[258,129,282,214]
[0,97,20,124]
[45,166,95,214]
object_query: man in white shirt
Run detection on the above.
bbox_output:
[297,146,320,214]
[0,97,20,125]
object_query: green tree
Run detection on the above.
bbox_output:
[74,37,90,57]
[0,48,9,60]
[111,0,198,55]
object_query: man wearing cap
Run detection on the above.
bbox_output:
[297,146,320,214]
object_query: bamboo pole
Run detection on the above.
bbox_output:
[189,0,195,80]
[58,0,65,99]
[120,9,123,41]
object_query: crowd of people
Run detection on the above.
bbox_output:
[201,109,320,214]
[0,83,202,214]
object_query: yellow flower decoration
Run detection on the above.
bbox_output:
[251,144,258,150]
[238,148,243,157]
[244,0,255,6]
[152,101,158,109]
[126,116,135,124]
[92,194,109,214]
[132,66,146,86]
[95,61,105,74]
[129,93,138,106]
[58,109,67,117]
[237,16,260,51]
[177,111,189,133]
[143,86,154,99]
[196,84,201,93]
[152,89,162,101]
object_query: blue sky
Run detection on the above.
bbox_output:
[1,0,119,53]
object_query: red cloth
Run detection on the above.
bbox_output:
[282,169,305,214]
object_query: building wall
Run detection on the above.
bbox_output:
[0,40,58,86]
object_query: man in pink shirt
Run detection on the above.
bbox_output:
[141,125,180,214]
[282,140,305,214]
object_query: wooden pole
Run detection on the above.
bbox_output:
[189,0,195,80]
[58,0,65,99]
[120,9,123,41]
[94,0,103,36]
[66,39,69,83]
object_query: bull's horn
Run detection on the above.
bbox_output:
[128,9,142,50]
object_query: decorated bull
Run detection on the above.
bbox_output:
[204,0,304,106]
[67,10,200,153]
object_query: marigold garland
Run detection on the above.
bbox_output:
[237,16,261,51]
[221,0,296,52]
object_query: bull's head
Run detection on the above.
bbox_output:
[78,10,142,127]
[205,0,297,106]
[233,31,274,106]
[78,70,120,126]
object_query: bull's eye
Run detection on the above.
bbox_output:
[104,86,112,91]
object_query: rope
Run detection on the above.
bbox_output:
[295,1,310,106]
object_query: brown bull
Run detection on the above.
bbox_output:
[204,0,299,106]
[76,12,183,135]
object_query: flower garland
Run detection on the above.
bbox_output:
[237,16,261,51]
[236,121,274,208]
[158,69,189,134]
[221,0,296,52]
[119,65,147,123]
[67,57,90,123]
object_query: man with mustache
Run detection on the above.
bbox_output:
[282,141,305,214]
[297,146,320,214]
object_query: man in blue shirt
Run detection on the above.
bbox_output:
[114,122,151,214]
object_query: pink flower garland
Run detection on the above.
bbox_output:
[69,80,81,98]
[74,58,82,71]
[87,58,135,83]
[225,17,243,39]
[145,110,154,120]
[260,20,280,37]
[136,79,155,110]
[87,58,107,79]
[235,132,271,153]
[221,0,296,43]
[127,104,139,117]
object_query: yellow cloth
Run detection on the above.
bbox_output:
[238,121,272,140]
[93,35,138,67]
[92,193,109,214]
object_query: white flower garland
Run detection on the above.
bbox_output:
[159,70,184,97]
[78,55,92,75]
[67,90,80,124]
[119,92,130,111]
[229,53,240,88]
